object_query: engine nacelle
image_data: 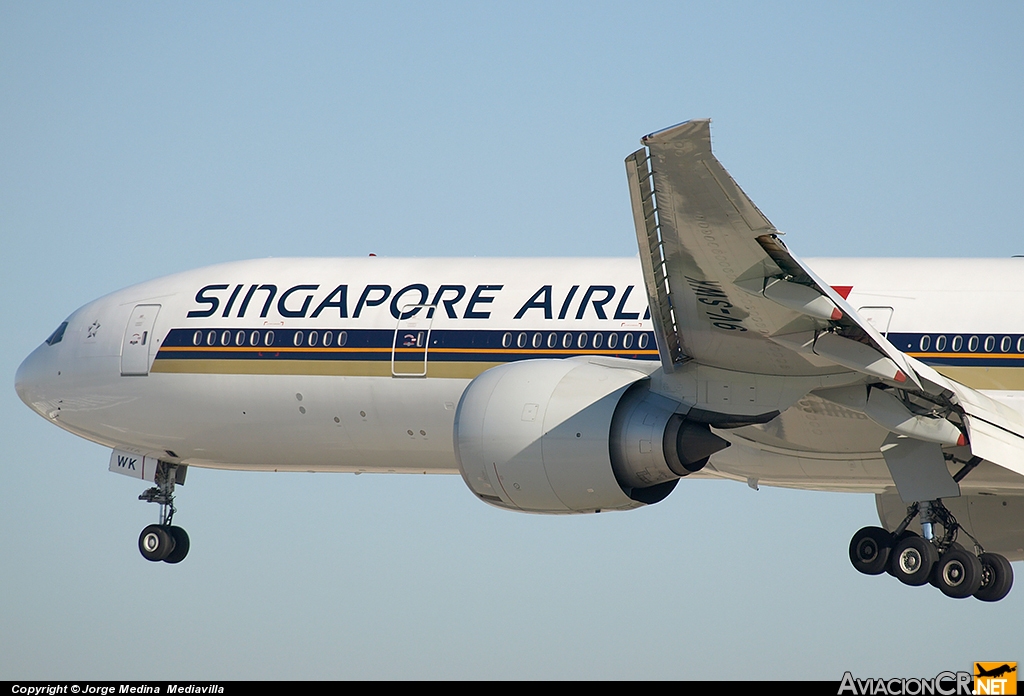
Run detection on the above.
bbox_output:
[454,358,730,514]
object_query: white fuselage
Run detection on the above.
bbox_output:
[15,256,1024,494]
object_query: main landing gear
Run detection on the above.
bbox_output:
[849,500,1013,601]
[138,462,190,564]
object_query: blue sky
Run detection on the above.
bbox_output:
[2,2,1023,679]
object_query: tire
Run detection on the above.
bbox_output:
[933,546,983,598]
[929,542,966,588]
[163,526,190,564]
[974,552,1014,602]
[890,535,938,586]
[139,524,175,562]
[887,530,918,577]
[849,527,893,575]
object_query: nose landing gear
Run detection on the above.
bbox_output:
[138,462,190,564]
[138,523,190,563]
[849,500,1013,602]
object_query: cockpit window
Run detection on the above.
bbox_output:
[45,321,68,346]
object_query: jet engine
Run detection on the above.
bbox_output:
[453,358,730,513]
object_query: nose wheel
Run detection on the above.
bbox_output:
[849,500,1014,601]
[138,462,190,563]
[139,524,190,563]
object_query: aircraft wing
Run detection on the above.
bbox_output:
[625,119,916,387]
[625,119,1024,480]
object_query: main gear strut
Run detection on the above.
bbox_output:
[850,496,1013,601]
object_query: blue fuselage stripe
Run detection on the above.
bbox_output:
[157,327,661,363]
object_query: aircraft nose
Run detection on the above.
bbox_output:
[15,343,58,417]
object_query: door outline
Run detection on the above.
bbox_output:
[857,306,894,337]
[121,304,161,376]
[391,304,435,377]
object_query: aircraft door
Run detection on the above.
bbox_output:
[857,306,894,337]
[392,305,434,377]
[121,304,161,376]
